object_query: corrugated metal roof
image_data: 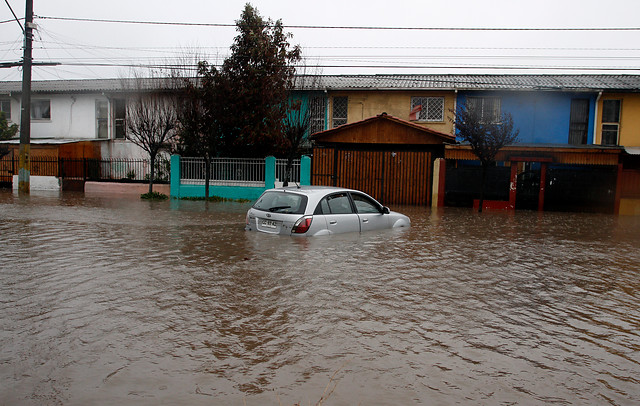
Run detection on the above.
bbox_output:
[314,74,640,91]
[0,77,182,94]
[1,74,639,94]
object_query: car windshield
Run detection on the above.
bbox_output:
[253,191,307,214]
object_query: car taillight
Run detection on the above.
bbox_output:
[292,216,313,234]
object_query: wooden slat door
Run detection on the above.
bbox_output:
[312,147,433,205]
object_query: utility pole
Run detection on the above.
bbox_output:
[18,0,33,194]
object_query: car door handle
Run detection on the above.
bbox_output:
[329,220,337,225]
[362,218,369,223]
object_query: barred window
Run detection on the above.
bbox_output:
[332,96,348,127]
[411,96,444,122]
[467,96,501,124]
[310,96,327,134]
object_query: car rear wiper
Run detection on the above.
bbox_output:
[268,205,291,212]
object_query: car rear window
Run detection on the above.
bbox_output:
[253,191,307,214]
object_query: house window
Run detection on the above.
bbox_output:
[0,100,11,121]
[113,98,126,139]
[31,100,51,120]
[601,99,621,146]
[309,96,326,135]
[569,98,590,145]
[96,100,109,139]
[411,96,444,122]
[467,96,501,124]
[332,96,348,128]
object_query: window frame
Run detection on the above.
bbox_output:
[467,96,501,124]
[315,192,355,215]
[30,99,51,121]
[350,192,383,214]
[0,99,11,121]
[113,98,127,140]
[410,96,445,122]
[601,99,621,146]
[96,99,109,139]
[309,96,327,135]
[332,96,348,128]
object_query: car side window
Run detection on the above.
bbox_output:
[351,193,381,214]
[316,193,354,214]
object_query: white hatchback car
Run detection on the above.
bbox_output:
[245,186,410,236]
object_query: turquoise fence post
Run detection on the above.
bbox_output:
[300,155,311,185]
[265,156,276,189]
[170,155,180,198]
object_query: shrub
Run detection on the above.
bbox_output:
[141,191,168,200]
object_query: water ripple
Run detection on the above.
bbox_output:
[1,192,639,405]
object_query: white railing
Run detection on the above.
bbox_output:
[276,159,301,184]
[180,157,266,187]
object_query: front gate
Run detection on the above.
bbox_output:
[312,147,434,206]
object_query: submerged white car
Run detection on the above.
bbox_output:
[245,186,410,236]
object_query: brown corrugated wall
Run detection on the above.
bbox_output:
[312,147,433,206]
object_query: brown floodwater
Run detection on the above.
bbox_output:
[0,190,639,405]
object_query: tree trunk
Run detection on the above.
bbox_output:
[283,154,295,187]
[478,163,487,213]
[149,154,156,194]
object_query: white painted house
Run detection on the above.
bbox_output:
[0,78,175,159]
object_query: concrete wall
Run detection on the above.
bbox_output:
[85,182,170,196]
[27,94,104,139]
[12,175,60,191]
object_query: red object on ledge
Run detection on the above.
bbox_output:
[473,199,515,211]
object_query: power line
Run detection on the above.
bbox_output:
[3,0,23,32]
[34,15,640,31]
[54,61,640,71]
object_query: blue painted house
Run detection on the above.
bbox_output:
[455,90,598,145]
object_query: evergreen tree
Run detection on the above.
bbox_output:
[200,3,301,157]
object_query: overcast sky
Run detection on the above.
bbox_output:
[1,0,640,81]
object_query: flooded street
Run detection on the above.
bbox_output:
[1,190,639,405]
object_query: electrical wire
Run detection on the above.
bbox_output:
[34,15,640,31]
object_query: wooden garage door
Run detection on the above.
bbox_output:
[312,147,433,206]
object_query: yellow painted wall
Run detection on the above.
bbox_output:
[595,93,640,147]
[328,91,456,136]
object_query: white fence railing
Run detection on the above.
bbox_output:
[180,157,266,187]
[276,159,301,184]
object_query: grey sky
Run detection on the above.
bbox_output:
[2,0,640,81]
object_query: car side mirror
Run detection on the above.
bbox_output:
[382,206,390,214]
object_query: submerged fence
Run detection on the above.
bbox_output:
[179,157,301,187]
[171,155,310,200]
[0,156,170,184]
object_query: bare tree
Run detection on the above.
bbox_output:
[124,76,178,194]
[281,70,322,186]
[451,104,519,212]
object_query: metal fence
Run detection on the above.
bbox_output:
[276,159,301,184]
[180,157,267,187]
[0,156,169,184]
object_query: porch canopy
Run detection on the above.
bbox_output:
[310,113,456,206]
[312,112,456,146]
[445,143,623,166]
